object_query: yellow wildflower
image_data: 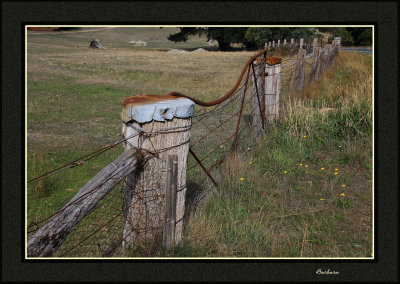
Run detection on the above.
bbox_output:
[342,184,346,187]
[284,171,287,174]
[334,172,338,175]
[240,178,244,181]
[321,167,325,170]
[299,163,303,166]
[249,161,253,165]
[341,193,345,196]
[305,165,308,168]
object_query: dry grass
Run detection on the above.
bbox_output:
[27,28,372,258]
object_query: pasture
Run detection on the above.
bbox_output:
[26,27,373,257]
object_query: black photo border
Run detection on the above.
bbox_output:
[2,0,398,282]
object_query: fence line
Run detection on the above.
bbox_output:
[27,36,341,257]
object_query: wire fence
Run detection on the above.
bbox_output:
[26,40,341,257]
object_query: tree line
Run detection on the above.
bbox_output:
[168,27,372,50]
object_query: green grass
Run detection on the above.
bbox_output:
[27,27,372,258]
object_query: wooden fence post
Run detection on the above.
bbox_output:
[313,38,318,54]
[265,61,281,122]
[268,41,271,50]
[334,37,341,49]
[284,39,287,46]
[272,40,275,47]
[277,39,280,47]
[310,46,321,83]
[293,48,306,92]
[163,154,178,249]
[299,38,304,49]
[264,42,268,50]
[252,59,266,138]
[121,94,195,247]
[322,44,331,73]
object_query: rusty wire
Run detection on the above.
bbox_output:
[28,50,320,257]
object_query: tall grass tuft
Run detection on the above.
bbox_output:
[27,152,61,197]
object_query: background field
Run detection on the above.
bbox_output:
[27,27,373,257]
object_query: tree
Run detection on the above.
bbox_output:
[346,28,372,46]
[332,28,354,46]
[167,27,259,51]
[245,27,316,48]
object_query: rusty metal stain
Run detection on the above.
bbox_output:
[266,57,282,66]
[122,94,182,107]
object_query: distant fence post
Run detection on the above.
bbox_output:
[252,58,266,138]
[310,46,321,83]
[293,48,306,92]
[333,37,341,57]
[163,154,178,249]
[284,39,287,46]
[264,42,268,50]
[272,40,275,47]
[121,94,195,247]
[290,38,294,46]
[277,39,280,47]
[322,44,330,72]
[312,38,319,54]
[268,41,272,50]
[265,59,281,122]
[334,37,341,49]
[299,38,304,49]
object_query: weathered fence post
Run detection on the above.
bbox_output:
[163,154,178,249]
[268,41,272,50]
[312,38,319,54]
[333,37,341,57]
[310,46,321,83]
[322,43,331,73]
[299,38,304,49]
[264,42,268,50]
[121,94,195,247]
[293,48,306,92]
[265,59,281,122]
[290,38,294,46]
[277,39,280,47]
[334,37,341,49]
[284,39,287,46]
[252,58,266,138]
[272,40,275,47]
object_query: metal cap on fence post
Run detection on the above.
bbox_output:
[121,94,195,247]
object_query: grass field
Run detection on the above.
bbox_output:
[26,27,373,258]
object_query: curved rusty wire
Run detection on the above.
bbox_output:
[168,49,269,106]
